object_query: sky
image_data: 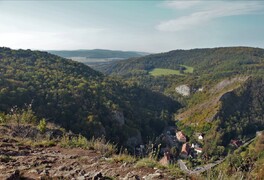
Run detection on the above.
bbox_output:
[0,0,264,53]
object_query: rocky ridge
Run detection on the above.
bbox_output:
[0,125,177,180]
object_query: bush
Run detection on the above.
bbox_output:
[37,118,47,133]
[8,104,37,126]
[21,104,37,124]
[88,137,116,157]
[0,113,7,124]
[60,134,88,149]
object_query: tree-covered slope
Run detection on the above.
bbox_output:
[175,76,264,161]
[94,47,264,109]
[93,46,264,161]
[218,77,264,144]
[98,47,264,78]
[0,47,180,147]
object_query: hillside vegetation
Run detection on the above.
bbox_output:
[98,47,264,78]
[95,47,264,104]
[0,47,180,148]
[0,46,263,179]
[94,47,264,163]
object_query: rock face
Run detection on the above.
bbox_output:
[159,152,171,166]
[175,85,191,96]
[210,76,248,94]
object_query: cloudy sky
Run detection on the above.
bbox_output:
[1,0,264,53]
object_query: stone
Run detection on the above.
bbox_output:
[123,172,140,180]
[28,169,38,174]
[77,176,85,180]
[92,172,103,180]
[143,173,162,180]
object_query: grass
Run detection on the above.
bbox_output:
[60,135,116,157]
[149,65,194,76]
[111,154,137,164]
[167,164,185,177]
[31,140,57,147]
[135,158,165,169]
[149,68,183,76]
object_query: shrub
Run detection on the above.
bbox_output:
[8,104,37,126]
[37,118,47,133]
[0,113,7,124]
[60,134,88,149]
[21,104,37,124]
[88,137,116,157]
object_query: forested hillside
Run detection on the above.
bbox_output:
[218,77,264,144]
[0,47,180,148]
[98,47,264,78]
[94,46,264,162]
[95,47,264,105]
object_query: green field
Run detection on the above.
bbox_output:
[149,65,194,76]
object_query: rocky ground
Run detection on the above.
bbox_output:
[0,125,180,180]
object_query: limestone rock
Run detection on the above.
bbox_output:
[175,85,191,96]
[143,172,162,180]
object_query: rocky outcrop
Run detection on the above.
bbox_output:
[210,76,248,94]
[176,77,249,123]
[0,125,176,179]
[175,85,191,96]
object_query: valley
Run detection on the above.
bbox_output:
[0,46,263,179]
[1,0,264,179]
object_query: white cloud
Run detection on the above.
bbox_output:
[157,1,264,32]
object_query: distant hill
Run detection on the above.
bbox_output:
[97,47,264,78]
[95,46,264,100]
[48,49,148,59]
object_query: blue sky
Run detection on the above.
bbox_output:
[0,0,264,53]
